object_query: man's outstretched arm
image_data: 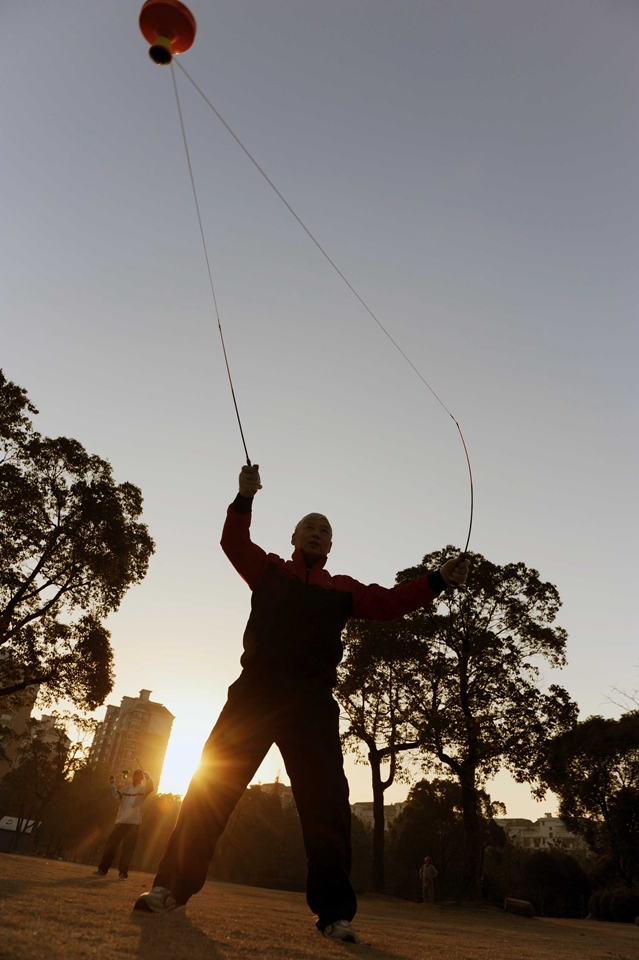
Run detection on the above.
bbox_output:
[343,555,470,621]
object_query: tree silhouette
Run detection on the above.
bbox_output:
[339,546,577,900]
[539,712,639,889]
[336,617,419,892]
[395,547,577,898]
[0,711,97,848]
[0,370,154,707]
[386,778,505,901]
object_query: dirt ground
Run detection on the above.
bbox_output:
[1,854,638,960]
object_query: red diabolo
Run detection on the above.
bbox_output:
[139,0,197,65]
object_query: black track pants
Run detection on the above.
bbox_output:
[154,674,356,927]
[98,823,139,876]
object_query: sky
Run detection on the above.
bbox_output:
[3,0,638,817]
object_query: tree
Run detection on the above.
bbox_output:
[336,618,420,893]
[481,840,591,917]
[386,778,505,902]
[0,370,154,708]
[33,761,119,861]
[394,547,577,899]
[386,778,464,900]
[539,713,639,889]
[210,785,307,890]
[0,711,97,847]
[520,850,591,917]
[609,671,639,713]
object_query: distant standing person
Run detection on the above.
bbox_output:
[419,856,438,904]
[93,768,153,880]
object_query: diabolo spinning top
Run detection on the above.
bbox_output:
[139,0,197,65]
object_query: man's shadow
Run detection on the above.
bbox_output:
[0,873,121,900]
[0,873,424,960]
[131,911,223,960]
[131,910,417,960]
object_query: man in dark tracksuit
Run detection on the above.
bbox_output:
[134,465,469,942]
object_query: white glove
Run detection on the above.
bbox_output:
[239,464,262,498]
[439,555,470,587]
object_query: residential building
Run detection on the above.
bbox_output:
[495,812,588,853]
[0,685,40,780]
[351,801,407,831]
[35,715,71,751]
[87,689,174,787]
[0,712,71,842]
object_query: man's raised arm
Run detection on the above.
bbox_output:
[220,464,268,590]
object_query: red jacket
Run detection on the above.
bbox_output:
[221,497,443,685]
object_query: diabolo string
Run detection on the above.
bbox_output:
[170,61,473,553]
[170,64,252,467]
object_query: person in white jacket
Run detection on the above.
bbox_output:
[419,856,438,904]
[93,768,153,880]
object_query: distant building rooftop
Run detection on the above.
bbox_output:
[495,813,588,853]
[351,801,407,832]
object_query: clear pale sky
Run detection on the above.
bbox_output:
[3,1,638,816]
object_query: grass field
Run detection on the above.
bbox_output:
[1,853,638,960]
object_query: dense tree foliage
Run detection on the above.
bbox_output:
[0,370,154,708]
[482,844,591,917]
[386,779,591,916]
[208,784,373,892]
[339,546,577,899]
[386,778,505,901]
[395,547,576,897]
[519,850,591,917]
[31,762,121,861]
[588,888,639,923]
[540,712,639,889]
[0,711,96,849]
[209,785,307,889]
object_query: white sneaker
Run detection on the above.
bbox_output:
[320,920,360,943]
[133,886,177,913]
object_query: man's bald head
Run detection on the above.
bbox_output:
[293,513,332,538]
[291,513,333,564]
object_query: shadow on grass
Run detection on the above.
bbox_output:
[131,913,223,960]
[0,872,133,903]
[130,911,413,960]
